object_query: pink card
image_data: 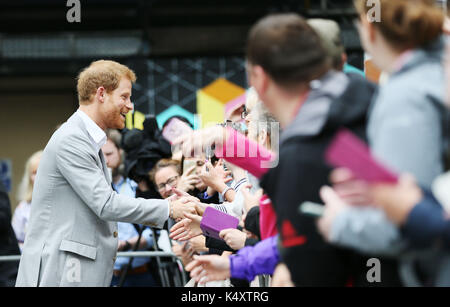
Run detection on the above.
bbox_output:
[200,207,239,241]
[325,129,398,183]
[215,128,276,179]
[162,118,193,144]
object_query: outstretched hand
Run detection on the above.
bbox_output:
[170,211,203,241]
[172,126,227,159]
[185,254,231,284]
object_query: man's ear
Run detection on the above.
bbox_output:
[250,65,269,99]
[95,86,106,103]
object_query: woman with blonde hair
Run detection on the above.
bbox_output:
[12,150,43,250]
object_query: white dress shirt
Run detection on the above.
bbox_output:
[75,109,107,153]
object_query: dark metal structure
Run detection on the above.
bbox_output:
[0,0,363,115]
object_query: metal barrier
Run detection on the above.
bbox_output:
[0,252,271,287]
[0,251,188,287]
[0,251,177,263]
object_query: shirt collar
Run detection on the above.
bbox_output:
[76,109,107,152]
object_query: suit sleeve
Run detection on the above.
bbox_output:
[55,134,168,228]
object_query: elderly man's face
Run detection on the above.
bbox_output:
[101,78,133,129]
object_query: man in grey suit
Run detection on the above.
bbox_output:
[16,60,197,286]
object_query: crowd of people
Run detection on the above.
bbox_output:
[2,0,450,287]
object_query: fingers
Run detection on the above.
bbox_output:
[184,211,202,223]
[185,174,201,181]
[174,233,194,242]
[329,167,355,184]
[195,268,210,284]
[169,219,186,233]
[194,203,206,216]
[170,225,189,240]
[189,262,204,280]
[184,258,199,272]
[185,164,197,176]
[319,186,342,206]
[219,228,232,240]
[167,193,178,202]
[185,255,209,272]
[172,132,191,146]
[332,179,370,205]
[205,161,214,171]
[172,187,190,197]
[224,176,233,184]
[399,173,416,186]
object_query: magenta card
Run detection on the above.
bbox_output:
[215,128,276,179]
[200,206,239,240]
[325,129,398,183]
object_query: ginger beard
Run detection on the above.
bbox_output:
[101,78,133,130]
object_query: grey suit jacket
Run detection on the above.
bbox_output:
[16,112,169,287]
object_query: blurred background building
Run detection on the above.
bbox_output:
[0,0,363,208]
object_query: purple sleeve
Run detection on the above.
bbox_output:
[229,235,280,281]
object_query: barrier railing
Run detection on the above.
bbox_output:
[0,252,271,286]
[0,251,177,263]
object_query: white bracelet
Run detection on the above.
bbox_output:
[221,186,234,200]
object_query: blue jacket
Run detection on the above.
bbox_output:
[403,191,450,249]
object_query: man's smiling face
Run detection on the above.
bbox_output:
[102,77,133,129]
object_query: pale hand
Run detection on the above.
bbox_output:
[317,186,349,241]
[169,211,203,241]
[172,126,227,159]
[272,263,294,287]
[185,254,231,284]
[189,235,209,253]
[368,174,422,225]
[330,167,372,205]
[170,198,197,220]
[241,184,263,212]
[219,228,247,250]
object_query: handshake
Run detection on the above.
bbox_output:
[167,188,205,221]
